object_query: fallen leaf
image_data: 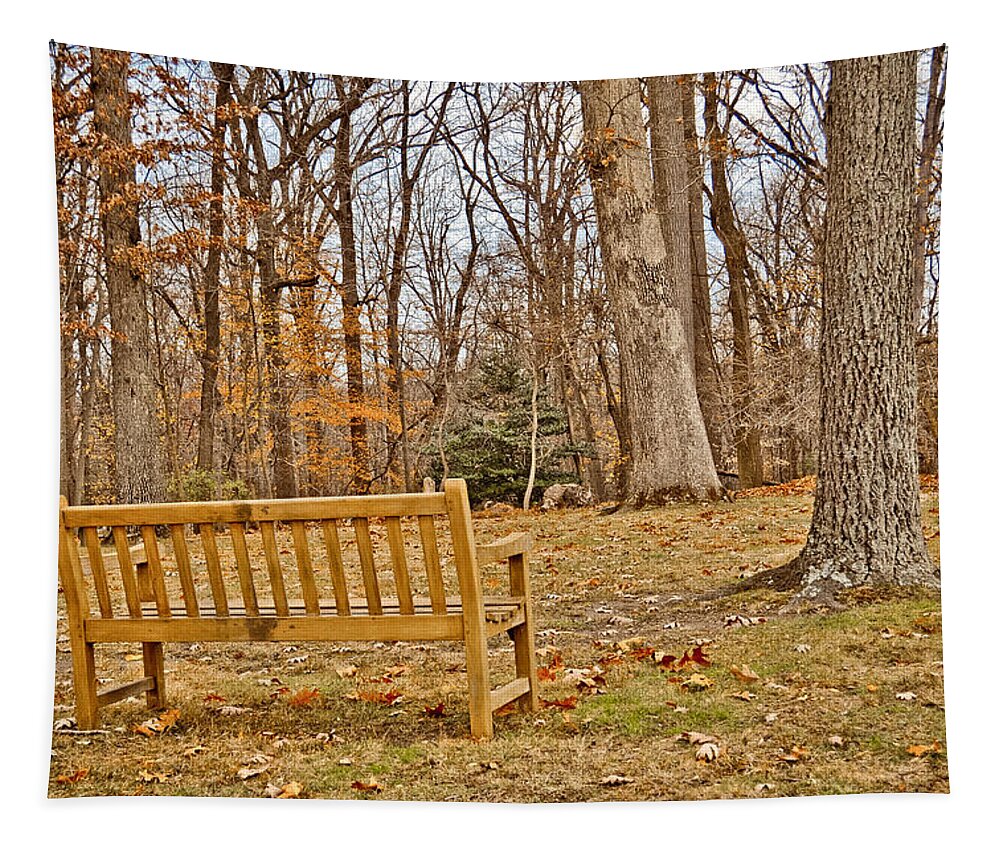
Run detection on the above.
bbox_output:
[288,687,323,707]
[133,708,180,737]
[423,703,449,717]
[828,736,845,747]
[866,684,879,693]
[730,665,760,683]
[138,769,169,783]
[54,769,88,784]
[184,745,206,757]
[540,695,578,710]
[794,644,811,653]
[907,741,943,758]
[237,765,268,780]
[218,705,250,716]
[776,745,808,763]
[203,693,225,703]
[268,780,303,799]
[729,691,756,702]
[600,774,634,786]
[335,665,358,679]
[895,691,917,701]
[696,742,721,762]
[677,731,717,745]
[351,779,382,794]
[681,673,714,691]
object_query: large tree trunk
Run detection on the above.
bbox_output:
[703,72,765,488]
[790,51,937,603]
[579,78,722,505]
[91,47,165,505]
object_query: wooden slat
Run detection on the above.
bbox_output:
[82,527,113,618]
[64,492,449,528]
[140,526,172,617]
[385,517,414,614]
[321,520,351,616]
[353,517,382,615]
[86,614,465,643]
[111,526,142,617]
[489,677,530,713]
[477,531,534,564]
[290,521,320,616]
[418,515,447,615]
[198,524,229,617]
[97,677,156,708]
[259,521,289,617]
[169,525,200,617]
[229,523,259,617]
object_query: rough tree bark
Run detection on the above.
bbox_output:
[579,78,722,505]
[91,47,165,504]
[787,51,938,604]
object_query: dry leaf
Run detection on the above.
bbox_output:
[138,769,169,783]
[600,774,634,786]
[777,745,808,763]
[351,779,382,794]
[895,691,917,701]
[828,735,845,747]
[133,708,180,737]
[794,644,811,653]
[268,781,303,799]
[423,703,449,717]
[55,769,88,784]
[729,691,756,702]
[907,741,943,758]
[681,673,714,691]
[696,742,721,762]
[677,731,717,745]
[288,687,323,707]
[730,665,760,683]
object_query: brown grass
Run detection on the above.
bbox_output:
[49,492,945,800]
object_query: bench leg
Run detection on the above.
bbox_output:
[508,553,540,712]
[142,642,166,709]
[465,637,493,740]
[72,642,100,730]
[510,622,540,712]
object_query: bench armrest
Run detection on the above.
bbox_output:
[476,532,533,565]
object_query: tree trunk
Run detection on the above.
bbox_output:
[333,79,371,492]
[703,72,764,487]
[679,75,728,467]
[913,46,946,327]
[791,51,937,602]
[196,63,234,472]
[91,47,165,505]
[579,78,722,505]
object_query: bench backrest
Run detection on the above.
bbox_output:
[57,479,484,624]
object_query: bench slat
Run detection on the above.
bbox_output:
[290,521,320,616]
[198,524,229,617]
[229,523,259,617]
[64,493,449,528]
[111,527,142,617]
[85,613,466,643]
[385,517,414,615]
[82,526,113,618]
[322,520,351,616]
[259,521,290,617]
[169,524,200,617]
[353,517,382,615]
[418,515,447,615]
[140,526,172,617]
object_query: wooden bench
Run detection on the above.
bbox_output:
[57,478,539,740]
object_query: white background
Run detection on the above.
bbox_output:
[2,2,993,848]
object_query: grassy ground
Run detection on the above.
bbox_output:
[49,486,946,800]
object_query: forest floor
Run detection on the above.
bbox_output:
[48,480,946,801]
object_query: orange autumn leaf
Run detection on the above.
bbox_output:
[55,768,89,784]
[288,687,322,707]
